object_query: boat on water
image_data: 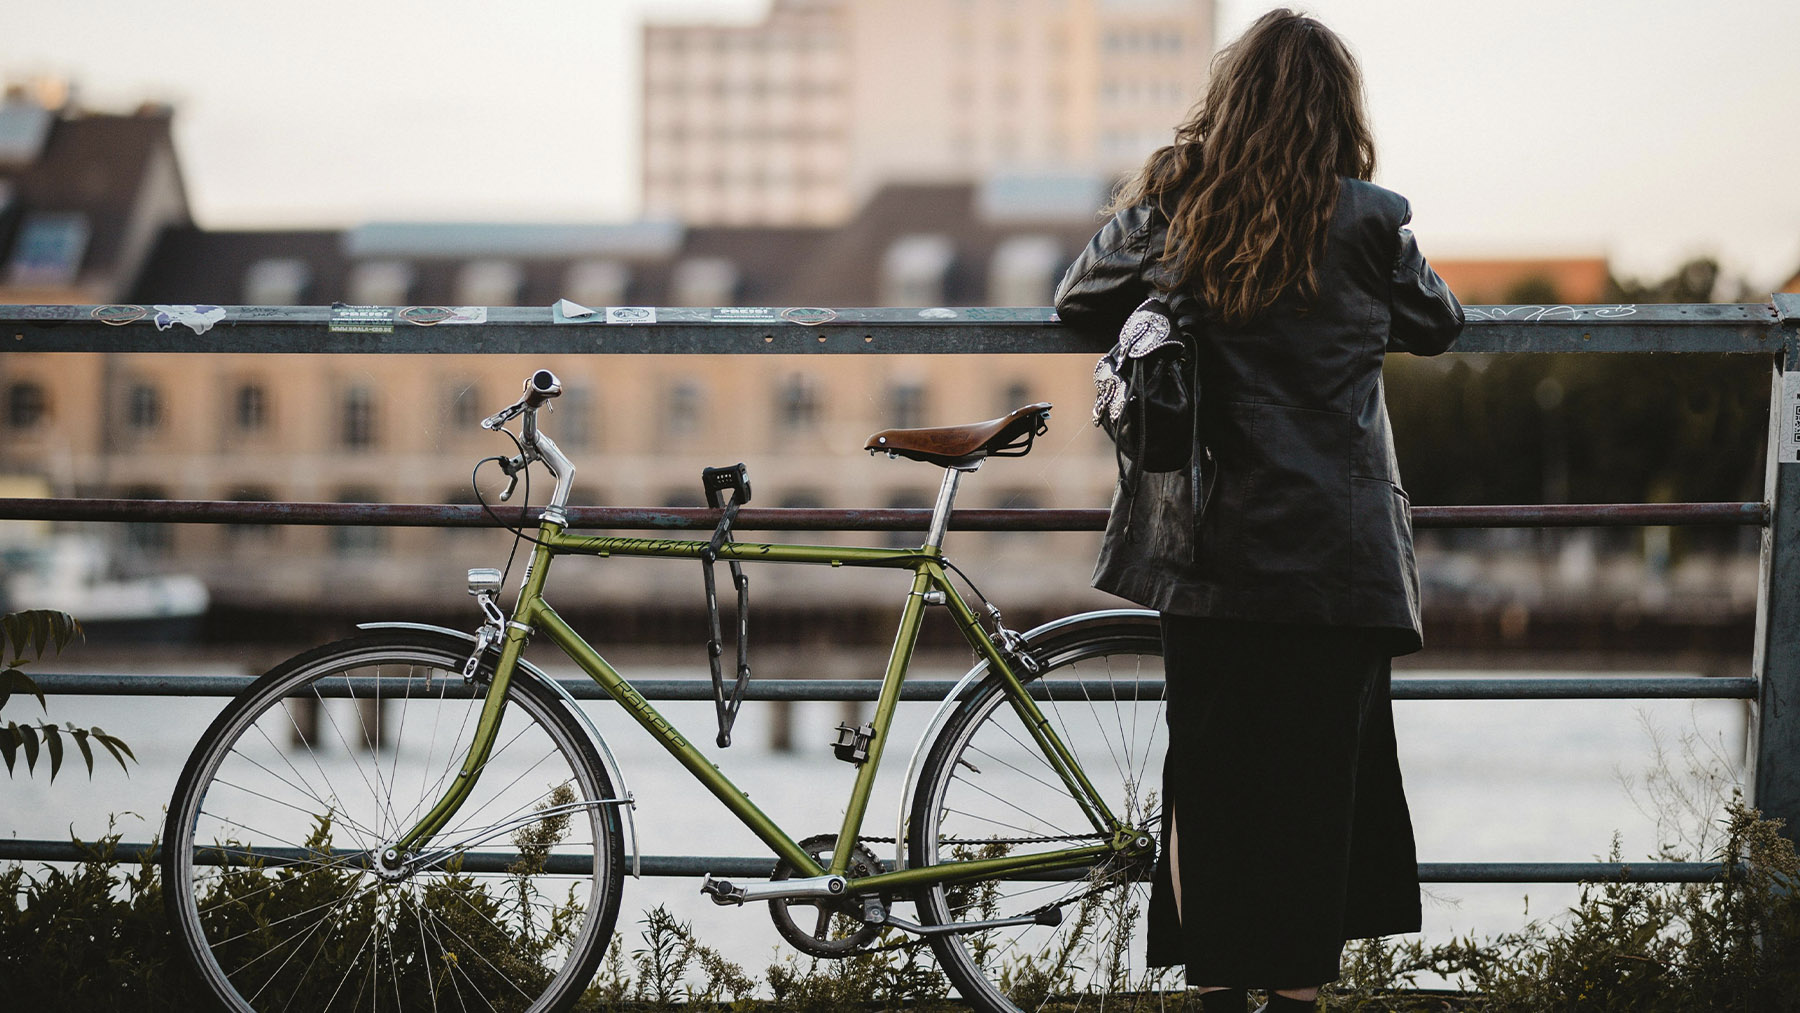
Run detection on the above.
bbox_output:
[0,534,210,641]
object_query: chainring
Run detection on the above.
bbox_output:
[768,833,885,958]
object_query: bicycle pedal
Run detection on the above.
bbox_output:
[700,873,747,906]
[1034,906,1064,927]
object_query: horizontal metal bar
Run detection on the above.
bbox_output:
[0,303,1783,355]
[27,673,1760,701]
[0,498,1767,529]
[0,839,1729,883]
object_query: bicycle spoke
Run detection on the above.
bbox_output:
[948,772,1074,838]
[169,635,617,1013]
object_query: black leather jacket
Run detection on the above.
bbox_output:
[1055,177,1463,655]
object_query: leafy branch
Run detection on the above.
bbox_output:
[0,609,135,779]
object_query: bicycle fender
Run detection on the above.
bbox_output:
[891,608,1158,871]
[356,621,641,879]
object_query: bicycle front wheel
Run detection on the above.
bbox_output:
[163,631,625,1013]
[907,614,1173,1013]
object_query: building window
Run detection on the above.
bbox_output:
[777,373,819,430]
[457,259,523,306]
[331,487,387,555]
[232,383,268,432]
[988,235,1063,307]
[671,257,739,306]
[242,258,311,305]
[779,490,825,510]
[564,260,630,307]
[990,488,1045,543]
[119,484,170,555]
[341,385,377,449]
[5,212,89,287]
[348,260,414,306]
[441,485,484,539]
[5,381,46,429]
[557,386,593,449]
[665,380,703,437]
[890,381,927,430]
[126,381,162,431]
[881,234,954,307]
[224,486,278,544]
[999,381,1032,415]
[884,490,933,548]
[444,379,484,430]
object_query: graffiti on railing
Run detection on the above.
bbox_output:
[1464,304,1639,322]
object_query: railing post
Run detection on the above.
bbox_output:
[1751,292,1800,841]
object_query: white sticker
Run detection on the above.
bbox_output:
[152,304,227,335]
[554,298,598,319]
[1780,369,1800,464]
[605,306,656,324]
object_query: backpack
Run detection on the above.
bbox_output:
[1092,296,1197,476]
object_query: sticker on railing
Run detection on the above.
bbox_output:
[329,304,394,334]
[152,304,226,335]
[398,305,487,326]
[1780,370,1800,464]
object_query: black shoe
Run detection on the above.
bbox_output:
[1198,987,1248,1012]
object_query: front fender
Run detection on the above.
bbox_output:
[891,609,1158,870]
[356,621,641,878]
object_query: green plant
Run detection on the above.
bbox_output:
[1336,802,1800,1012]
[0,608,134,779]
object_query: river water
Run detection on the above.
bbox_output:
[4,648,1750,990]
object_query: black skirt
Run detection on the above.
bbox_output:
[1146,615,1422,987]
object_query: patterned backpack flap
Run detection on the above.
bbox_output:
[1093,297,1194,474]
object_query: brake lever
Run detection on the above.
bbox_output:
[498,471,521,503]
[481,401,527,431]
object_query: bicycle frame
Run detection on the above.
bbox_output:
[392,512,1135,896]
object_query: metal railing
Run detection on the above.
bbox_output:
[2,296,1797,885]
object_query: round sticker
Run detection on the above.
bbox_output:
[398,306,455,326]
[781,307,838,326]
[91,304,148,326]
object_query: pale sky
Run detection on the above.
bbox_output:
[4,0,1799,289]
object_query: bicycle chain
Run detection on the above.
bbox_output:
[844,832,1149,952]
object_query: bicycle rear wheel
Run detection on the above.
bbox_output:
[907,615,1173,1013]
[163,631,624,1013]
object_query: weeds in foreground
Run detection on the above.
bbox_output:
[3,804,1797,1010]
[1334,800,1800,1012]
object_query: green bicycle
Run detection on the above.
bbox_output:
[164,369,1173,1013]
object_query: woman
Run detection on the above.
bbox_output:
[1054,10,1463,1012]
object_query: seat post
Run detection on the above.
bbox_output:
[923,467,966,550]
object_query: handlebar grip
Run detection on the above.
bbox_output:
[523,369,562,407]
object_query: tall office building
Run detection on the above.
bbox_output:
[642,0,1215,225]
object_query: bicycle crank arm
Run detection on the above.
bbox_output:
[875,907,1064,937]
[701,872,848,906]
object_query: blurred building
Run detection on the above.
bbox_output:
[641,0,1215,224]
[0,83,191,304]
[6,85,1749,652]
[0,92,1126,625]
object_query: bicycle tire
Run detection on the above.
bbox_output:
[906,617,1174,1013]
[163,631,625,1013]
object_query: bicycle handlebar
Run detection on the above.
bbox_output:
[481,369,575,510]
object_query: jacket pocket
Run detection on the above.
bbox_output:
[1349,477,1415,612]
[1205,401,1353,588]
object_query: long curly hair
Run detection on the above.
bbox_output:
[1112,9,1376,325]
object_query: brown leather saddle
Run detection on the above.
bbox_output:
[865,402,1053,469]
